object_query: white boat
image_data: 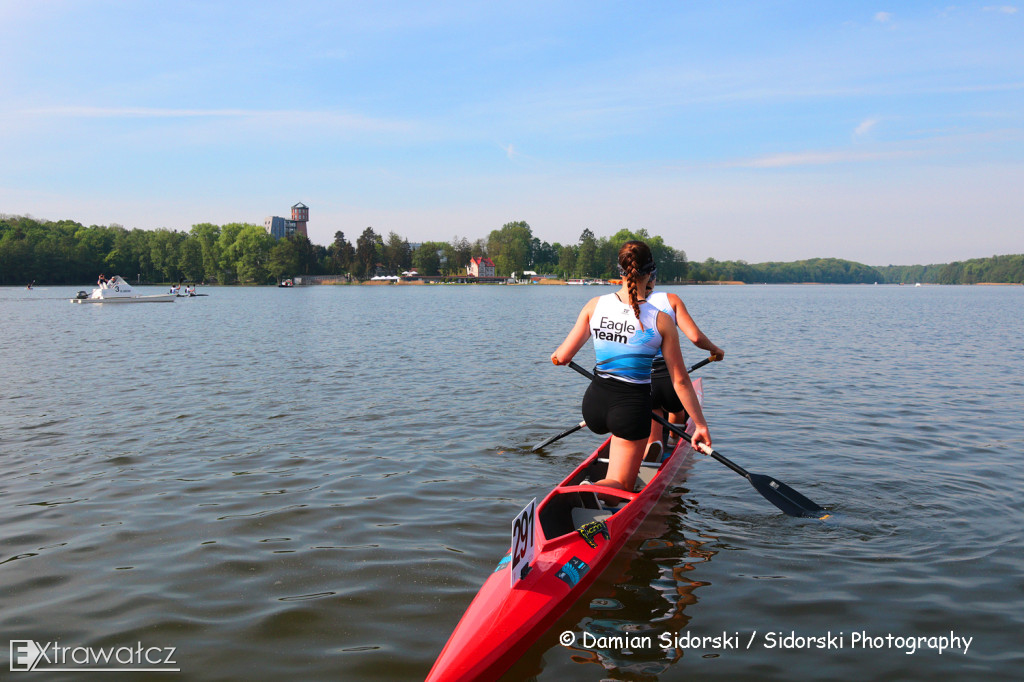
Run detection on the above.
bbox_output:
[71,276,176,304]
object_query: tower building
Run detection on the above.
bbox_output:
[291,203,308,238]
[264,202,309,239]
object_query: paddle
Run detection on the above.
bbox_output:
[567,361,827,519]
[531,421,586,452]
[531,356,717,452]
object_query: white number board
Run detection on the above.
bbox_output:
[510,498,536,587]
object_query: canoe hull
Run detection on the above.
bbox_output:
[427,378,702,681]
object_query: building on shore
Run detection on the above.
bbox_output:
[467,257,496,278]
[265,202,309,239]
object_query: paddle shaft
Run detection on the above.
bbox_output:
[531,421,586,452]
[567,361,745,476]
[685,356,714,374]
[566,361,826,518]
[534,356,715,452]
[652,413,748,476]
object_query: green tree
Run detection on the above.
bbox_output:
[577,229,598,277]
[268,237,300,281]
[178,237,205,282]
[449,237,472,275]
[329,231,355,275]
[470,238,487,260]
[215,223,248,283]
[0,218,33,285]
[383,231,412,274]
[290,234,319,275]
[149,229,185,282]
[355,227,382,278]
[558,244,577,278]
[220,224,274,283]
[530,238,558,273]
[487,221,532,276]
[190,223,221,282]
[412,241,444,276]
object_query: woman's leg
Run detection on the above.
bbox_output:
[668,407,690,433]
[647,408,664,449]
[595,435,647,492]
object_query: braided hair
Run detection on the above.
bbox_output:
[618,240,655,330]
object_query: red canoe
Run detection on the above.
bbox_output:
[426,378,704,681]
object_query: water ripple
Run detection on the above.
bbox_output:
[1,285,1021,680]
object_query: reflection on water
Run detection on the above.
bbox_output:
[569,531,717,678]
[504,487,718,681]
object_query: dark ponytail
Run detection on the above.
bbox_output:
[618,240,654,330]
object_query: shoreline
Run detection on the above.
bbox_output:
[17,277,1022,288]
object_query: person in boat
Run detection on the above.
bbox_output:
[645,275,725,457]
[97,273,107,287]
[550,240,711,495]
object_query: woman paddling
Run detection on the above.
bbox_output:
[645,275,724,457]
[550,240,711,494]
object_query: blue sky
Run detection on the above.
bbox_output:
[1,1,1021,265]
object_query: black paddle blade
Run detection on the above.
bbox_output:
[748,473,827,518]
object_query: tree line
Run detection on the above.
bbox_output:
[874,255,1024,284]
[689,256,1024,285]
[0,215,689,285]
[1,213,1021,285]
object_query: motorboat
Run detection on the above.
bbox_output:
[71,276,176,304]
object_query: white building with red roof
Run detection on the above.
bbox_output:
[468,257,496,278]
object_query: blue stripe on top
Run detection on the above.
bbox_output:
[590,293,662,384]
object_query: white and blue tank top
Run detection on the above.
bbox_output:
[590,293,662,383]
[646,291,675,363]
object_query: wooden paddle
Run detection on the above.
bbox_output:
[531,356,717,452]
[567,361,827,519]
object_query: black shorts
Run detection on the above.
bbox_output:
[582,375,652,441]
[650,371,684,413]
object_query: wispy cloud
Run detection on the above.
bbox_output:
[729,149,915,169]
[983,5,1018,14]
[874,11,894,23]
[854,118,880,136]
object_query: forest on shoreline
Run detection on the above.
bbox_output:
[1,214,1021,286]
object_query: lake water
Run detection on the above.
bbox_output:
[1,283,1022,681]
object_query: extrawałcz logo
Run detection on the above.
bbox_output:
[9,640,178,672]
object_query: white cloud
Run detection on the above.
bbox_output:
[983,5,1018,14]
[854,118,880,136]
[729,149,912,169]
[874,11,893,23]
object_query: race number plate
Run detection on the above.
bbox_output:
[510,498,536,587]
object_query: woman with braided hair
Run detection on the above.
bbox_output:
[551,240,711,495]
